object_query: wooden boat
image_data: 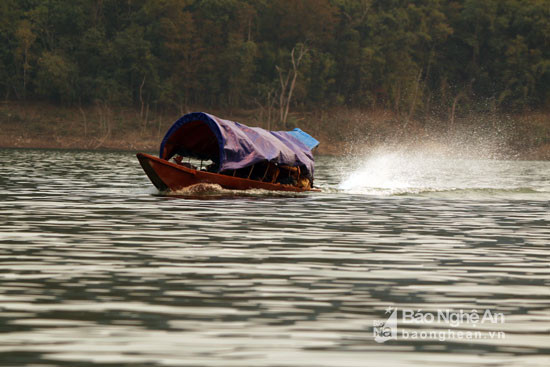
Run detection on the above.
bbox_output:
[137,152,317,192]
[137,112,320,193]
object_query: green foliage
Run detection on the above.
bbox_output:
[35,51,78,103]
[0,0,549,114]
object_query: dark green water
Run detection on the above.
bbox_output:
[0,149,549,367]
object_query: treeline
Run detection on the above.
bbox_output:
[1,0,550,123]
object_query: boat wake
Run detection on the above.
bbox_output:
[163,183,307,199]
[337,147,550,199]
[169,183,227,196]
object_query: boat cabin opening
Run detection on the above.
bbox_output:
[170,154,312,190]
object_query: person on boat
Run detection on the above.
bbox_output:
[297,176,312,190]
[172,154,311,189]
[172,155,196,170]
[206,162,219,172]
[264,162,280,183]
[277,164,312,189]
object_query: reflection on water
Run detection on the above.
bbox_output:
[0,149,549,367]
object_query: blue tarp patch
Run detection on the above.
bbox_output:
[287,128,320,150]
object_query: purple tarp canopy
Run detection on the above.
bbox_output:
[159,112,319,178]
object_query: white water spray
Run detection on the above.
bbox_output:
[337,144,548,198]
[339,148,460,195]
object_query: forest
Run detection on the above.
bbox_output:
[1,0,549,158]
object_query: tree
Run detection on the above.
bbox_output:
[0,0,22,99]
[276,43,309,126]
[35,51,77,103]
[15,20,36,100]
[1,0,550,113]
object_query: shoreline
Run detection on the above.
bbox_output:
[1,102,549,160]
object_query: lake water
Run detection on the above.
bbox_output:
[0,148,549,367]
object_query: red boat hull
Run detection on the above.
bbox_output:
[136,153,316,192]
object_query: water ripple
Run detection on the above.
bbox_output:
[0,149,549,366]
